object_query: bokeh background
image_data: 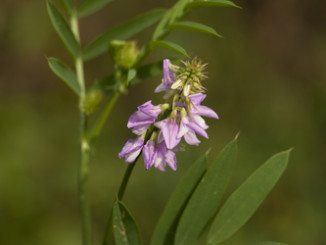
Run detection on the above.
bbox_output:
[0,0,325,244]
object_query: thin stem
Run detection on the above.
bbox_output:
[71,11,92,245]
[117,161,137,200]
[102,158,138,245]
[90,92,120,140]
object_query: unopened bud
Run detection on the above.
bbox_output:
[180,107,187,118]
[109,40,139,69]
[83,89,104,115]
[171,79,183,90]
[160,103,170,111]
[183,83,191,97]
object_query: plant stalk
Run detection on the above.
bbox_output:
[71,11,92,245]
[117,161,137,200]
[90,92,120,140]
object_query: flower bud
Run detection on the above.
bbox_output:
[171,79,183,90]
[160,103,170,111]
[183,83,191,97]
[83,89,104,115]
[109,40,139,69]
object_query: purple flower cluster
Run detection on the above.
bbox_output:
[119,58,218,171]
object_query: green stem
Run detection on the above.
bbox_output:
[71,11,92,245]
[117,161,137,200]
[102,158,138,245]
[90,92,120,140]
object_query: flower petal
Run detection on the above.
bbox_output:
[119,138,144,163]
[138,101,161,117]
[184,130,201,145]
[189,93,206,105]
[142,140,156,169]
[154,59,175,93]
[192,105,219,119]
[165,150,177,171]
[156,119,181,149]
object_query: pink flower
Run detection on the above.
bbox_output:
[127,101,161,135]
[118,137,144,163]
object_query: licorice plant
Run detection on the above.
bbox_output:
[46,0,291,244]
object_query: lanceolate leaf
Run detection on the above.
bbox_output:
[47,1,80,57]
[208,150,291,244]
[78,0,115,17]
[151,40,188,57]
[152,0,191,40]
[83,9,166,61]
[112,201,141,245]
[175,136,238,245]
[168,0,193,24]
[152,11,172,40]
[170,21,222,37]
[47,57,80,95]
[150,151,209,245]
[188,0,241,9]
[58,0,74,15]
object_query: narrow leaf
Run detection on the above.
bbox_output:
[47,1,80,57]
[175,136,238,245]
[188,0,241,9]
[47,57,80,95]
[151,40,188,57]
[170,21,222,37]
[78,0,114,17]
[152,11,172,40]
[208,149,291,244]
[169,0,193,23]
[151,151,209,245]
[58,0,74,14]
[152,0,191,40]
[112,201,141,245]
[83,9,166,61]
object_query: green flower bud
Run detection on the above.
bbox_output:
[83,89,104,115]
[175,57,208,95]
[109,40,139,69]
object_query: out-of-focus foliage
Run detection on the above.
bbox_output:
[0,0,325,244]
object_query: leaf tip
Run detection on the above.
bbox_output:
[234,131,240,140]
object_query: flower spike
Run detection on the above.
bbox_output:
[119,57,218,171]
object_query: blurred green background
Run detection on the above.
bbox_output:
[0,0,325,244]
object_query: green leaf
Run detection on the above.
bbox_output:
[58,0,74,15]
[47,57,80,95]
[83,9,166,61]
[170,21,222,37]
[112,201,141,245]
[188,0,241,9]
[152,0,191,40]
[126,69,137,86]
[208,149,291,244]
[175,136,238,245]
[78,0,114,17]
[151,40,188,57]
[46,1,80,57]
[151,151,209,245]
[169,0,193,24]
[152,11,172,40]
